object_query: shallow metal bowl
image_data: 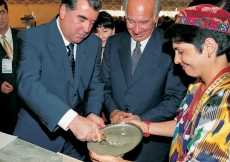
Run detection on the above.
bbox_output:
[87,122,143,156]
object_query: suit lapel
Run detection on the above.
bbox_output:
[73,43,88,92]
[0,43,6,58]
[47,17,74,86]
[0,28,18,60]
[129,31,159,87]
[119,33,132,85]
[12,28,19,61]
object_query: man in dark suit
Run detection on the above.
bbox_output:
[13,0,105,160]
[102,0,187,161]
[0,0,20,134]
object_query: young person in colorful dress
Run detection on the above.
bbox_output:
[89,4,230,162]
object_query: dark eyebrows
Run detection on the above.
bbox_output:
[78,15,96,23]
[126,17,132,21]
[78,15,87,20]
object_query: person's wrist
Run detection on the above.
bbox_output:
[143,121,150,137]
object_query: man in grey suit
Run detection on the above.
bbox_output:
[13,0,105,160]
[0,0,20,134]
[102,0,187,161]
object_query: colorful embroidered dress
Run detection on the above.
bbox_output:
[169,67,230,162]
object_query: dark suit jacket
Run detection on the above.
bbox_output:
[102,29,187,162]
[0,28,21,134]
[13,16,104,159]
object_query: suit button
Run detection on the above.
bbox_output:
[125,108,129,112]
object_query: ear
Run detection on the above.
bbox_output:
[59,4,67,20]
[112,27,115,35]
[155,16,159,25]
[203,38,217,57]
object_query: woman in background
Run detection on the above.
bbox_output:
[92,11,115,123]
[92,11,115,62]
[90,4,230,162]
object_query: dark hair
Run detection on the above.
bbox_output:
[164,24,230,56]
[61,0,102,11]
[92,11,115,31]
[164,16,170,21]
[0,0,8,12]
[189,0,230,12]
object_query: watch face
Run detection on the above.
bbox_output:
[87,122,143,156]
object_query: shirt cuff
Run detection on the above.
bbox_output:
[58,109,78,131]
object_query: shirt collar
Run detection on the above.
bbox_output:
[131,35,151,51]
[56,17,71,47]
[1,27,12,40]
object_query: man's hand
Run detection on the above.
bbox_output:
[110,109,132,123]
[87,113,105,128]
[68,115,103,142]
[1,81,13,94]
[123,115,141,122]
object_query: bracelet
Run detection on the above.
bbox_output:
[143,121,150,137]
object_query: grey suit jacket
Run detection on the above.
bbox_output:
[14,16,104,155]
[102,29,187,161]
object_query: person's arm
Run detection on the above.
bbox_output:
[83,40,105,128]
[89,120,176,162]
[88,120,175,162]
[129,120,176,137]
[90,151,132,162]
[16,28,103,142]
[17,30,75,131]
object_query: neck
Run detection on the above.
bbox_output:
[0,26,9,35]
[200,54,229,88]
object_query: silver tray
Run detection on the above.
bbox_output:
[87,122,143,156]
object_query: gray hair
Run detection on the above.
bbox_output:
[123,0,162,21]
[62,0,102,12]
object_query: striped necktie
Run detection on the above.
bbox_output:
[131,41,141,75]
[2,35,13,59]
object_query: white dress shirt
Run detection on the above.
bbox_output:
[131,35,151,57]
[0,27,13,51]
[56,17,78,131]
